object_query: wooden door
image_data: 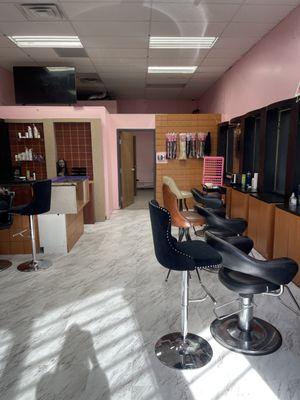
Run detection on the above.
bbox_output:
[120,132,135,208]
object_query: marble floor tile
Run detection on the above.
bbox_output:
[0,209,299,400]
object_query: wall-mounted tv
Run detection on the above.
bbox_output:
[13,66,76,104]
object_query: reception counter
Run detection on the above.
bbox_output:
[38,177,90,254]
[0,177,90,255]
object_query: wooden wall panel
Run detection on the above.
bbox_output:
[155,114,221,206]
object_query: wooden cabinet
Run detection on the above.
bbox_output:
[248,196,276,259]
[273,207,300,286]
[230,189,249,220]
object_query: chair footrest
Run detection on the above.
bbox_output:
[213,298,247,320]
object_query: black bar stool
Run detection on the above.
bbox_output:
[0,191,14,270]
[206,232,299,355]
[13,180,52,272]
[149,200,222,369]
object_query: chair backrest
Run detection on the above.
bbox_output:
[0,192,14,228]
[21,180,52,216]
[162,184,190,228]
[162,176,182,199]
[191,188,223,209]
[205,231,298,285]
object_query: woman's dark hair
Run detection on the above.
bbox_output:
[56,159,68,176]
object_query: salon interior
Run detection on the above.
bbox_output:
[0,1,299,399]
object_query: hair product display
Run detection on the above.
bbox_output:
[165,132,210,160]
[165,133,177,159]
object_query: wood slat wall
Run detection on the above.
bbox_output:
[156,114,221,206]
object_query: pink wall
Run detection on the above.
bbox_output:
[109,114,155,210]
[118,99,197,114]
[135,132,155,188]
[0,67,15,105]
[198,6,300,121]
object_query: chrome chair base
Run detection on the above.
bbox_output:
[155,332,213,370]
[210,315,282,355]
[0,259,12,271]
[17,259,52,272]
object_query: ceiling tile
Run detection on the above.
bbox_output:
[80,36,148,49]
[96,65,147,74]
[72,21,149,36]
[151,3,241,22]
[0,3,26,21]
[214,37,259,50]
[152,0,243,3]
[61,2,151,21]
[0,21,75,36]
[245,0,300,5]
[222,22,274,38]
[0,35,16,48]
[93,57,146,67]
[146,75,189,84]
[87,48,148,59]
[148,57,208,66]
[233,4,295,23]
[150,21,227,36]
[145,87,183,99]
[200,57,236,68]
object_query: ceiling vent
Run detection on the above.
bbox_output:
[54,48,88,58]
[18,3,64,20]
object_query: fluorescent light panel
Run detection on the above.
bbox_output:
[148,66,197,74]
[8,36,83,48]
[149,36,218,49]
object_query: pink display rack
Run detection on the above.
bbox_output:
[202,156,224,186]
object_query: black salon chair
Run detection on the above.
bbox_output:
[191,188,226,218]
[13,180,52,272]
[149,200,222,369]
[0,192,14,270]
[196,205,247,237]
[205,231,298,355]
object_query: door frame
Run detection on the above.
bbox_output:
[117,129,156,209]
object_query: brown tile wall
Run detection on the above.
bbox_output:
[9,122,47,180]
[54,122,93,179]
[156,114,221,207]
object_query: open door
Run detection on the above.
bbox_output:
[119,131,136,208]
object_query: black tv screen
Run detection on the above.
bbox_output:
[13,66,76,104]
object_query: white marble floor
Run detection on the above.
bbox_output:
[0,209,300,400]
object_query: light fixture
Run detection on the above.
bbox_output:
[148,66,197,74]
[7,36,83,48]
[149,36,218,49]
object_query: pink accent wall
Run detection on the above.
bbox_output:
[0,67,15,105]
[198,6,300,121]
[118,99,197,114]
[135,132,155,188]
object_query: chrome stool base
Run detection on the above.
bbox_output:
[0,260,12,271]
[210,315,282,355]
[17,259,52,272]
[155,332,213,369]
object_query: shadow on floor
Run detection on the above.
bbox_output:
[35,324,110,400]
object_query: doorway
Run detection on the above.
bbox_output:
[117,129,155,209]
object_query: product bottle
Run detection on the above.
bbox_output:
[241,174,246,189]
[33,124,39,138]
[28,126,33,138]
[246,171,252,188]
[289,193,297,208]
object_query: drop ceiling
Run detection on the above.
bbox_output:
[0,0,298,100]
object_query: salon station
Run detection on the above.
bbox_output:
[0,2,300,400]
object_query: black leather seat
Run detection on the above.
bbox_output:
[206,232,298,355]
[196,205,247,237]
[0,192,14,271]
[13,180,52,272]
[191,188,226,218]
[149,200,222,370]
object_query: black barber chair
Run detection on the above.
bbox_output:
[191,188,226,218]
[149,200,222,369]
[196,205,247,237]
[0,192,14,270]
[206,231,299,355]
[13,180,52,272]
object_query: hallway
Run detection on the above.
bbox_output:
[0,210,299,400]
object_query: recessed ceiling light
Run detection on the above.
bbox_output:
[148,66,197,74]
[149,37,218,49]
[7,36,83,48]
